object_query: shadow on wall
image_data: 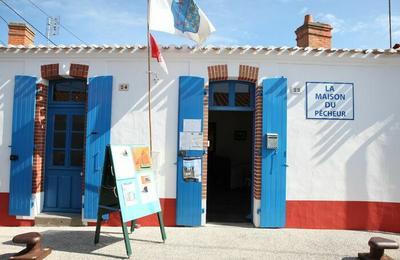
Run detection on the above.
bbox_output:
[0,79,12,190]
[104,76,178,197]
[310,79,400,231]
[287,81,304,109]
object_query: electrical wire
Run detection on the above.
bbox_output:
[25,0,88,45]
[0,14,8,24]
[0,14,7,45]
[0,0,57,45]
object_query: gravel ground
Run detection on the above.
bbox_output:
[0,224,399,260]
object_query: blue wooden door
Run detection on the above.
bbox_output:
[83,76,113,220]
[260,77,287,228]
[176,76,204,226]
[44,108,85,212]
[9,75,37,216]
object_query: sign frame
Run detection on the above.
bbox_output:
[94,145,166,257]
[305,81,355,121]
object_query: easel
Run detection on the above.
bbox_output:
[94,145,166,257]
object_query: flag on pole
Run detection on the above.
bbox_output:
[149,0,216,44]
[150,33,169,74]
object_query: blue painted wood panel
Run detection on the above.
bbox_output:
[176,76,204,226]
[260,77,287,228]
[84,76,113,219]
[9,75,37,216]
[44,107,84,212]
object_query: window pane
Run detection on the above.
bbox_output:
[71,91,86,102]
[54,115,66,130]
[72,115,85,131]
[235,83,250,107]
[70,81,86,102]
[53,151,65,166]
[53,82,70,101]
[53,80,86,102]
[53,132,66,148]
[71,133,84,149]
[213,83,229,106]
[71,151,83,166]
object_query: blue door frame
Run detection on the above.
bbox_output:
[176,76,205,226]
[207,80,256,221]
[9,75,37,216]
[260,77,287,228]
[44,80,86,213]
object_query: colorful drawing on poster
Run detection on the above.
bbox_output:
[122,182,138,206]
[183,158,201,181]
[139,174,157,203]
[132,147,152,170]
[183,160,195,179]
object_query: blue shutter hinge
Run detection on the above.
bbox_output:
[201,208,205,213]
[204,88,208,96]
[257,208,261,215]
[257,149,262,156]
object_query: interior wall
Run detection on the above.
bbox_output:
[209,111,253,189]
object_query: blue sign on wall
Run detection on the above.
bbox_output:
[306,82,354,120]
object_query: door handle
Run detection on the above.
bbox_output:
[10,155,19,161]
[90,131,98,135]
[284,164,289,167]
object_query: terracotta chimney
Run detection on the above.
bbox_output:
[295,14,332,49]
[8,22,35,46]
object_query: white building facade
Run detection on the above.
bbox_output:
[1,17,400,231]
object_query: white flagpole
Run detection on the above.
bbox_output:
[389,0,392,48]
[147,0,153,153]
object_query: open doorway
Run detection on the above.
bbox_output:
[206,111,253,222]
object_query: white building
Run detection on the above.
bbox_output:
[0,16,399,232]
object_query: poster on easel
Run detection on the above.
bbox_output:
[109,145,161,222]
[94,145,166,257]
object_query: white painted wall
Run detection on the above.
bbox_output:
[0,48,399,204]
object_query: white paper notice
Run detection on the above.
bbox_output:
[183,158,202,181]
[122,182,138,206]
[193,159,202,179]
[183,119,202,132]
[179,132,203,150]
[110,146,136,180]
[139,174,157,204]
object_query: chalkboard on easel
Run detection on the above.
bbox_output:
[94,145,166,257]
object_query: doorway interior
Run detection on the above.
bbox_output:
[206,80,255,223]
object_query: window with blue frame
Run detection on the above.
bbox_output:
[47,79,86,169]
[209,80,255,111]
[50,79,87,103]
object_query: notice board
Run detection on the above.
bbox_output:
[95,145,166,257]
[109,145,161,222]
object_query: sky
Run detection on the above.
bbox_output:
[0,0,399,49]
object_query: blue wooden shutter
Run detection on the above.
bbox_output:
[176,76,204,226]
[260,77,287,227]
[84,76,113,219]
[9,75,37,216]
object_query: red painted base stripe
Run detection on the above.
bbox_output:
[88,198,176,227]
[286,200,400,233]
[0,193,34,226]
[2,192,399,233]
